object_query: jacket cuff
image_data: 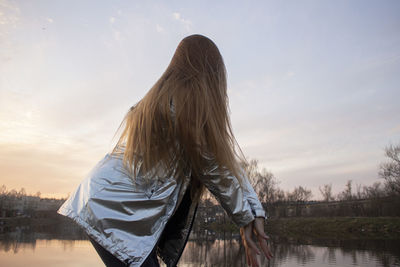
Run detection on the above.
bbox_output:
[252,207,266,218]
[232,209,255,228]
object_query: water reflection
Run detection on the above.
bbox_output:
[178,236,400,267]
[0,220,86,254]
[180,238,245,266]
[0,239,103,267]
[1,225,399,267]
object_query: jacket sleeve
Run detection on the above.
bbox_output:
[200,155,266,228]
[239,167,267,218]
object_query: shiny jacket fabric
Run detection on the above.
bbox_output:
[57,152,266,266]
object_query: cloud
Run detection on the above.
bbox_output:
[389,124,400,135]
[156,24,164,33]
[286,71,295,77]
[0,1,21,63]
[0,142,106,198]
[172,12,192,31]
[352,53,400,73]
[0,0,20,26]
[172,12,180,20]
[113,30,122,41]
[0,0,20,48]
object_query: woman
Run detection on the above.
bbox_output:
[57,34,273,267]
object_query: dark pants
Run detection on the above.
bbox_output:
[87,235,160,267]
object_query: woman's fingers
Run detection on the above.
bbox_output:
[245,247,250,266]
[250,253,258,267]
[254,218,269,240]
[241,219,274,266]
[245,247,258,267]
[244,224,260,255]
[258,237,273,259]
[241,227,254,266]
[253,218,274,259]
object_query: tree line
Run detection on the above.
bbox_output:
[241,142,400,203]
[1,142,399,205]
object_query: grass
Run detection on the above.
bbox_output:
[265,217,400,239]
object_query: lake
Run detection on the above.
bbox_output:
[0,225,399,266]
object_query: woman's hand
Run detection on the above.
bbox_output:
[240,217,273,267]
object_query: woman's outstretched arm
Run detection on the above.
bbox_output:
[240,217,273,267]
[199,155,273,265]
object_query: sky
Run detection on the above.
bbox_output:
[0,0,399,199]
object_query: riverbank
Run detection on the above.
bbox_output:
[204,217,400,239]
[3,215,400,240]
[265,217,400,239]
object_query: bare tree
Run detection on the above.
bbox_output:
[0,185,7,211]
[241,159,279,203]
[355,183,364,200]
[379,143,400,195]
[286,186,313,202]
[17,187,26,198]
[274,188,286,203]
[0,185,6,195]
[319,184,335,202]
[362,182,385,199]
[337,180,353,201]
[9,189,17,197]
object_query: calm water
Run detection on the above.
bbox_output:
[0,225,399,267]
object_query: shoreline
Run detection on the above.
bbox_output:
[265,217,400,239]
[2,215,400,240]
[203,216,400,240]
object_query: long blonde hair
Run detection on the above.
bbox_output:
[112,34,245,201]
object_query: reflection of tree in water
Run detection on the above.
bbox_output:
[1,221,400,266]
[0,225,36,253]
[180,233,400,267]
[181,237,246,267]
[273,236,400,267]
[0,216,86,253]
[336,239,400,267]
[260,241,315,267]
[322,247,337,265]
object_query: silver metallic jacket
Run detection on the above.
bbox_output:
[57,152,266,266]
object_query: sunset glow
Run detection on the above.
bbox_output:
[1,0,399,199]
